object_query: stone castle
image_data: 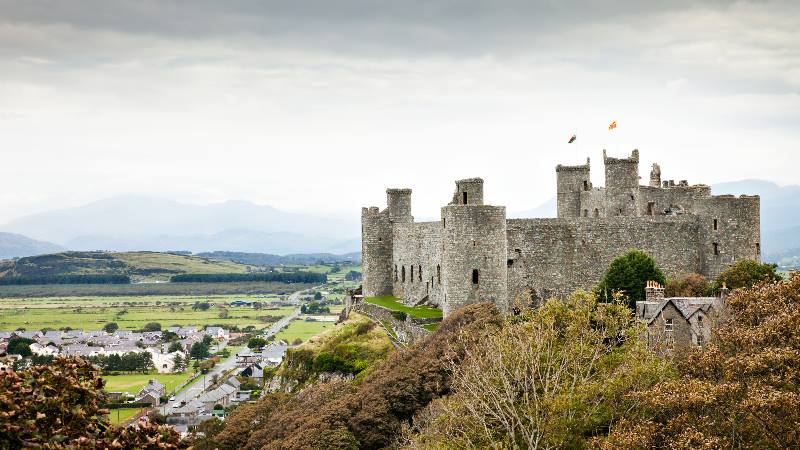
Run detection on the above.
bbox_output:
[361,150,761,316]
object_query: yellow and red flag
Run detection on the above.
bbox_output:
[608,120,617,131]
[568,134,577,144]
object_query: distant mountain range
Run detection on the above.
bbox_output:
[0,180,797,260]
[0,232,65,259]
[0,195,360,256]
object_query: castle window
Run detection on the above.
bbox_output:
[582,209,588,217]
[713,218,718,230]
[647,202,655,216]
[463,192,468,205]
[630,194,635,201]
[394,264,398,282]
[437,265,441,284]
[583,180,589,191]
[472,269,479,285]
[410,265,414,283]
[756,243,761,255]
[593,208,599,217]
[507,259,514,267]
[378,237,382,242]
[418,265,422,281]
[401,266,406,282]
[665,318,674,332]
[713,242,720,255]
[426,282,429,293]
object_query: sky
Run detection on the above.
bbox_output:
[0,0,798,224]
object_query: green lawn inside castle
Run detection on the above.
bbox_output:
[364,296,443,319]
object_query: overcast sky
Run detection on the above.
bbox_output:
[0,0,798,224]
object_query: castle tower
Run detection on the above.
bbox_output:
[604,149,640,216]
[361,207,393,296]
[450,178,484,205]
[556,158,591,218]
[386,188,413,223]
[441,180,508,316]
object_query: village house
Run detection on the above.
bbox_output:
[636,281,728,349]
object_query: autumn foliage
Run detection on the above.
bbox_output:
[0,357,186,449]
[599,272,800,449]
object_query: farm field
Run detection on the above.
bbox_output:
[0,281,313,298]
[102,372,194,395]
[0,294,295,331]
[274,318,334,344]
[108,408,143,425]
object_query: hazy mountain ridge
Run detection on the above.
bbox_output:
[0,232,65,259]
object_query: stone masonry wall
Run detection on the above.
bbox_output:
[506,216,702,301]
[392,221,443,307]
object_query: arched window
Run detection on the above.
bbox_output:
[401,266,406,282]
[410,265,414,283]
[472,269,479,285]
[437,265,441,284]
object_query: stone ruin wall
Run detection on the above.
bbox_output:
[391,221,443,306]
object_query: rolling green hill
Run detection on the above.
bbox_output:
[0,251,251,282]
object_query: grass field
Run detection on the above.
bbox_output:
[109,408,143,424]
[102,372,193,395]
[364,296,442,319]
[274,318,335,344]
[0,281,313,298]
[0,294,295,330]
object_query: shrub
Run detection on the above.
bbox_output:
[665,273,711,297]
[391,311,407,321]
[714,259,781,291]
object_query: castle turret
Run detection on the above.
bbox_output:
[441,179,507,316]
[450,178,484,205]
[604,149,640,216]
[386,188,413,223]
[361,207,393,297]
[556,158,591,218]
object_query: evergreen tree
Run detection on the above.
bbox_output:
[595,249,666,307]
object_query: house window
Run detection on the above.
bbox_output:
[401,266,406,282]
[471,269,479,285]
[463,192,468,204]
[697,316,703,327]
[713,218,718,230]
[437,265,441,284]
[410,265,414,283]
[697,333,704,346]
[665,318,674,332]
[713,242,720,255]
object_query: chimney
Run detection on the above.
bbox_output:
[645,280,665,303]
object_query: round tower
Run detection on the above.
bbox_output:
[386,188,413,223]
[556,158,591,218]
[440,204,508,316]
[361,207,393,296]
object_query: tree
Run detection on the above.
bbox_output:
[103,322,119,333]
[7,336,33,357]
[218,308,229,319]
[143,322,161,332]
[0,357,186,448]
[596,248,666,306]
[714,259,781,291]
[190,341,211,360]
[202,334,214,346]
[406,292,672,449]
[193,301,211,311]
[248,337,268,349]
[168,341,184,353]
[665,273,711,297]
[314,291,323,301]
[172,353,187,373]
[599,272,800,449]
